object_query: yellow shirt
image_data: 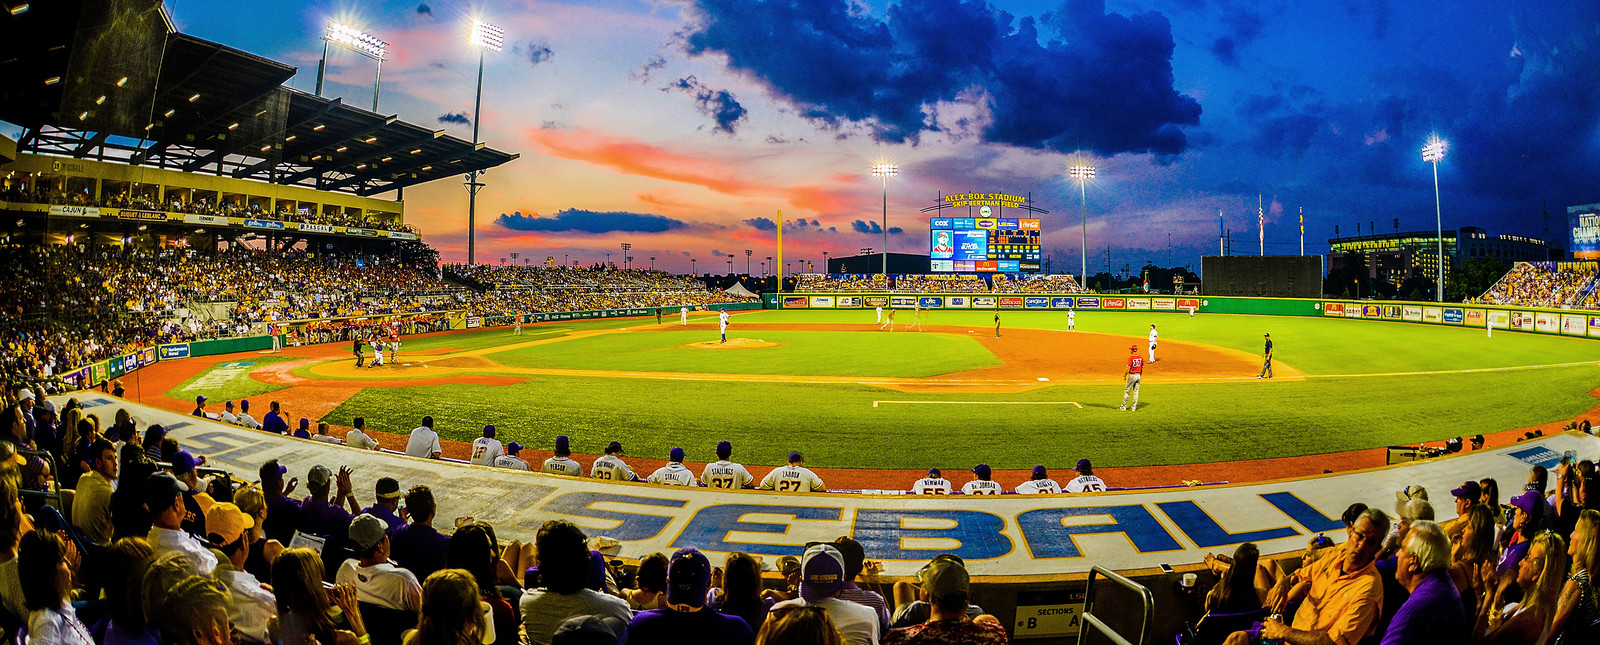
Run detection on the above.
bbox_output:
[1292,544,1383,645]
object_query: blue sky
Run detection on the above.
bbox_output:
[169,0,1600,273]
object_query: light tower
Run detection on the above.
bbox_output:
[464,19,504,266]
[1068,163,1096,284]
[1421,135,1448,302]
[870,163,898,275]
[620,242,632,270]
[317,22,387,110]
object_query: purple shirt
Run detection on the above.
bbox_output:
[1380,571,1466,645]
[301,496,353,539]
[261,494,303,544]
[262,412,288,435]
[627,608,754,645]
[390,523,451,582]
[361,504,405,534]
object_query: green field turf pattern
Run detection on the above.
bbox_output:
[167,356,295,402]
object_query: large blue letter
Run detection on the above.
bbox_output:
[673,504,842,556]
[852,509,1012,562]
[1016,505,1182,558]
[538,493,686,541]
[1259,492,1345,534]
[1155,501,1300,548]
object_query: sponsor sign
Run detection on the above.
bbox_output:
[809,296,835,308]
[243,219,285,230]
[48,205,100,218]
[1402,306,1423,322]
[138,348,158,365]
[298,223,335,233]
[1024,297,1049,309]
[1101,298,1126,310]
[1509,311,1534,331]
[1051,297,1075,309]
[345,228,365,236]
[1422,307,1442,323]
[1535,313,1559,333]
[108,356,123,378]
[388,231,415,240]
[972,297,997,308]
[836,296,861,308]
[1323,303,1345,317]
[997,297,1025,309]
[1488,311,1510,329]
[91,362,108,385]
[465,316,482,328]
[1176,298,1200,311]
[1345,306,1361,318]
[1127,298,1151,310]
[1362,305,1382,318]
[1562,314,1587,336]
[945,296,969,308]
[918,296,944,308]
[781,296,808,308]
[159,344,191,360]
[117,209,167,221]
[1077,297,1101,309]
[183,214,228,225]
[890,295,920,307]
[863,296,889,307]
[930,260,954,272]
[1589,316,1600,337]
[361,229,384,238]
[1443,308,1465,324]
[1382,305,1401,320]
[1013,589,1086,639]
[1465,309,1486,327]
[1153,298,1176,311]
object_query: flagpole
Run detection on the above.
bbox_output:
[1258,194,1265,256]
[1299,207,1305,256]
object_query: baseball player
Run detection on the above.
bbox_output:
[493,442,530,470]
[1121,344,1143,411]
[875,305,883,324]
[759,451,826,492]
[1257,333,1273,379]
[270,324,282,353]
[1015,465,1062,494]
[368,335,384,367]
[591,441,640,482]
[961,464,1002,495]
[912,468,951,495]
[470,425,504,466]
[541,435,584,476]
[681,305,689,325]
[1147,324,1159,362]
[909,303,924,332]
[1064,459,1107,493]
[513,313,523,335]
[648,447,698,486]
[1067,309,1076,331]
[236,399,260,429]
[718,309,731,343]
[880,308,897,331]
[994,311,1001,338]
[388,326,401,362]
[1188,304,1197,317]
[701,440,754,489]
[218,400,239,424]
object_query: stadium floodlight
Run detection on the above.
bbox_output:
[1421,135,1447,301]
[464,18,505,266]
[318,21,388,111]
[470,20,505,52]
[870,163,898,275]
[1069,163,1096,285]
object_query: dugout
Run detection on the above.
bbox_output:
[1201,256,1323,298]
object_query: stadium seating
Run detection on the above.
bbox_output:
[1479,261,1599,308]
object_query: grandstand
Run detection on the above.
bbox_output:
[1479,261,1600,309]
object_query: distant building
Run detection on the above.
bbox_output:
[1327,227,1553,282]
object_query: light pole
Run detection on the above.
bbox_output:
[727,259,733,274]
[766,256,772,277]
[318,22,388,110]
[822,251,829,273]
[620,242,631,270]
[650,256,656,271]
[1069,163,1096,284]
[691,258,696,274]
[871,163,898,275]
[745,249,752,275]
[1422,135,1447,302]
[464,20,504,266]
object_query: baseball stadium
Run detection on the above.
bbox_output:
[3,2,1600,645]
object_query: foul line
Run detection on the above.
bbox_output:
[873,400,1084,408]
[1302,360,1600,380]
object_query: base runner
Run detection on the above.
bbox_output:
[1120,344,1143,411]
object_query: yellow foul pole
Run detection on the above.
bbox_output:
[776,210,783,295]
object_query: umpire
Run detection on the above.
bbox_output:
[1257,333,1273,379]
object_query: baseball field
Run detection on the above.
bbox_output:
[134,307,1600,488]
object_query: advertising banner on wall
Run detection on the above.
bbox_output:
[998,297,1025,309]
[1324,303,1345,316]
[1345,305,1361,318]
[1535,313,1560,333]
[782,296,808,308]
[1127,298,1151,310]
[1589,316,1600,337]
[890,296,920,307]
[1443,308,1464,324]
[1024,297,1049,309]
[1051,297,1075,309]
[242,219,285,230]
[1402,306,1423,321]
[836,296,862,308]
[809,296,835,308]
[1488,311,1510,329]
[1362,305,1382,318]
[1102,298,1126,310]
[298,223,335,233]
[1510,311,1535,331]
[1422,307,1442,323]
[1383,305,1401,319]
[1077,297,1101,309]
[1465,310,1486,327]
[1562,314,1587,336]
[918,297,944,308]
[184,214,229,225]
[944,296,969,308]
[1149,298,1174,310]
[863,296,888,307]
[49,205,100,218]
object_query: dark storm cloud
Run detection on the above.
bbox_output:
[743,217,777,231]
[496,209,686,234]
[1209,3,1264,66]
[667,76,749,134]
[437,112,470,126]
[679,0,1201,156]
[851,220,903,235]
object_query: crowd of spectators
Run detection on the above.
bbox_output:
[888,275,990,294]
[794,274,890,292]
[989,274,1085,294]
[794,273,1090,294]
[2,182,416,233]
[1480,262,1599,309]
[447,266,754,318]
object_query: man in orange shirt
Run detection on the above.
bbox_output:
[1226,508,1389,645]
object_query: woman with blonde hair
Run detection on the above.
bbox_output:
[270,547,368,645]
[757,604,843,645]
[405,568,491,645]
[1476,530,1568,644]
[1551,510,1600,644]
[1451,505,1499,616]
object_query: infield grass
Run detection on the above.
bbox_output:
[167,356,294,402]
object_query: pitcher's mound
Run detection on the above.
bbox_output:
[686,338,780,349]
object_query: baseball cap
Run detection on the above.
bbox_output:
[240,399,250,409]
[258,459,286,484]
[194,395,206,404]
[1031,465,1048,479]
[669,447,685,462]
[972,464,991,480]
[307,465,332,488]
[483,425,496,438]
[348,513,388,551]
[798,544,846,602]
[224,400,234,409]
[1129,344,1138,351]
[170,451,199,476]
[927,468,941,478]
[1151,324,1156,328]
[716,440,732,459]
[205,502,254,546]
[506,442,523,455]
[299,418,310,430]
[1451,481,1483,500]
[1471,434,1485,445]
[554,435,570,455]
[17,390,34,401]
[143,471,188,513]
[375,477,403,500]
[1510,490,1541,517]
[917,555,971,604]
[1075,458,1092,472]
[665,547,712,607]
[606,441,623,454]
[788,450,803,463]
[551,615,624,645]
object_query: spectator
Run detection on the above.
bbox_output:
[271,548,369,645]
[294,418,313,440]
[150,574,236,645]
[234,484,282,583]
[258,459,303,544]
[1551,509,1600,644]
[171,450,213,537]
[756,604,845,645]
[833,537,891,634]
[551,615,627,645]
[71,437,117,547]
[236,399,260,429]
[520,520,632,645]
[1015,465,1061,494]
[407,416,443,460]
[880,553,1005,645]
[391,485,451,582]
[448,522,519,645]
[1452,480,1482,517]
[142,424,168,462]
[648,447,697,486]
[362,477,407,534]
[110,445,157,540]
[207,502,275,644]
[406,568,494,645]
[346,417,381,451]
[91,537,157,644]
[493,442,530,471]
[19,529,92,645]
[591,441,638,481]
[772,543,880,645]
[627,547,755,645]
[715,552,772,633]
[1449,505,1497,616]
[144,471,218,576]
[1227,508,1389,645]
[0,471,28,622]
[337,513,422,611]
[1476,530,1568,644]
[471,425,504,466]
[301,465,360,538]
[1500,490,1544,575]
[1203,543,1264,616]
[313,422,344,445]
[542,435,583,476]
[1381,520,1465,644]
[626,553,670,610]
[759,451,826,493]
[262,401,288,435]
[219,400,239,425]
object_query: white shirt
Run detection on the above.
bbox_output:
[542,456,584,476]
[719,311,730,328]
[223,567,277,643]
[1065,475,1108,493]
[471,437,504,466]
[773,596,880,645]
[1149,328,1158,344]
[346,428,381,451]
[312,434,344,445]
[1069,310,1076,320]
[218,410,238,424]
[591,454,638,481]
[648,463,697,486]
[912,477,952,495]
[336,559,423,611]
[520,588,633,645]
[28,604,94,645]
[701,460,754,489]
[148,526,220,576]
[236,412,260,429]
[962,480,1003,495]
[493,454,531,470]
[1015,479,1062,494]
[760,465,826,492]
[405,426,442,458]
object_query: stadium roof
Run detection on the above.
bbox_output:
[0,0,516,197]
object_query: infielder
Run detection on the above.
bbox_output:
[719,309,731,343]
[880,308,897,331]
[961,464,1002,495]
[368,336,384,367]
[680,305,689,325]
[875,305,883,323]
[1067,309,1076,331]
[648,447,698,486]
[1147,324,1159,362]
[1064,458,1107,493]
[759,451,826,492]
[912,468,951,495]
[701,440,754,489]
[1120,344,1143,411]
[1257,333,1273,379]
[909,303,924,332]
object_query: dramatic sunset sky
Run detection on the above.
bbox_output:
[172,0,1600,274]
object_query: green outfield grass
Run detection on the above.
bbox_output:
[303,309,1600,470]
[167,356,293,402]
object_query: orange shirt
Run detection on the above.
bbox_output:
[1291,544,1383,645]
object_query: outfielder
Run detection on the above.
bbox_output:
[680,305,689,325]
[1067,309,1076,331]
[1147,324,1159,362]
[1120,344,1143,411]
[719,309,731,343]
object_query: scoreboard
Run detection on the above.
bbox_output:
[928,216,1042,273]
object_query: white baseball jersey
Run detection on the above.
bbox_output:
[1015,479,1062,494]
[312,434,344,445]
[1068,311,1075,322]
[492,454,530,471]
[218,411,238,424]
[648,463,697,486]
[346,429,381,451]
[701,461,754,490]
[591,455,639,481]
[1148,328,1158,346]
[876,306,883,321]
[719,311,730,330]
[962,480,1003,495]
[542,456,584,476]
[760,465,826,493]
[680,307,688,321]
[236,413,260,429]
[1065,475,1108,493]
[470,437,504,466]
[912,477,952,495]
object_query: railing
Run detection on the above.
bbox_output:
[1078,565,1154,645]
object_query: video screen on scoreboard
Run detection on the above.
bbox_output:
[929,217,1041,272]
